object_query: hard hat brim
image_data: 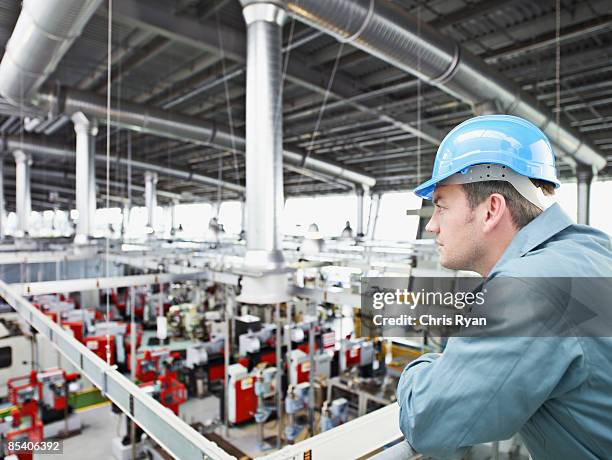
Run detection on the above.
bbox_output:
[413,160,561,201]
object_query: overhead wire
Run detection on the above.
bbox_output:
[294,27,346,189]
[555,0,561,145]
[104,0,112,366]
[214,10,242,199]
[417,1,422,188]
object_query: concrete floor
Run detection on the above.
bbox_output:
[36,403,119,460]
[38,394,272,460]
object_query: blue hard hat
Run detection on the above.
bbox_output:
[413,115,561,200]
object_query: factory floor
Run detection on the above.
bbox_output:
[35,403,118,460]
[39,394,269,460]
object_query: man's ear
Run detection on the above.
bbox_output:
[483,193,507,233]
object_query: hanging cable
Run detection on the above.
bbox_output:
[295,40,346,189]
[555,0,561,131]
[416,3,422,188]
[104,0,112,367]
[214,11,241,192]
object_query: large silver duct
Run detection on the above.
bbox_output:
[3,135,245,195]
[241,0,286,271]
[285,0,607,171]
[37,88,376,188]
[237,0,291,307]
[0,0,103,105]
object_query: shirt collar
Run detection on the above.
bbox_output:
[491,203,574,273]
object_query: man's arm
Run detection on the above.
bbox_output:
[396,281,588,459]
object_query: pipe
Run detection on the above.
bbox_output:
[0,0,102,105]
[285,0,607,171]
[356,187,365,238]
[13,150,32,235]
[3,135,245,194]
[36,88,375,188]
[241,0,287,270]
[72,112,98,243]
[0,156,4,239]
[576,165,594,225]
[367,192,381,240]
[144,171,158,231]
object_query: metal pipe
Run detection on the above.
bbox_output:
[36,87,375,188]
[356,187,365,238]
[285,0,607,171]
[0,156,4,240]
[576,165,594,225]
[13,150,32,236]
[241,0,287,270]
[308,316,315,435]
[0,0,102,105]
[72,112,98,244]
[10,272,209,297]
[4,135,245,194]
[275,302,283,448]
[144,171,158,232]
[367,192,381,241]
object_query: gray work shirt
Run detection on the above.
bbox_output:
[396,203,612,459]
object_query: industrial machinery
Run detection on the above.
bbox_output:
[3,371,43,460]
[227,363,257,424]
[140,357,187,416]
[319,398,349,432]
[2,367,81,459]
[183,337,225,397]
[284,383,311,442]
[134,348,171,383]
[0,316,31,399]
[254,365,277,449]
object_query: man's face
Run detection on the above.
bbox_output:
[425,184,485,271]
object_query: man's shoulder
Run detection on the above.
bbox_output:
[497,224,612,277]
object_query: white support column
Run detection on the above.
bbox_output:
[238,0,290,304]
[170,198,179,236]
[72,111,98,244]
[367,193,382,241]
[576,165,594,225]
[144,171,158,234]
[356,186,365,238]
[13,150,32,237]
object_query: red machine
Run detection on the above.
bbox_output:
[139,357,187,416]
[62,320,85,342]
[84,335,115,364]
[5,371,44,460]
[227,364,258,424]
[342,340,362,369]
[157,368,187,415]
[134,349,170,383]
[37,368,80,417]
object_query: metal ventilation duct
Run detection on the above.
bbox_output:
[3,135,246,195]
[0,0,103,105]
[36,88,376,188]
[285,0,607,171]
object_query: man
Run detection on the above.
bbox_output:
[396,115,612,459]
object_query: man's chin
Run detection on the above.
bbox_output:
[439,255,458,271]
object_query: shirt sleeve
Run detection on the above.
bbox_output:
[395,279,588,459]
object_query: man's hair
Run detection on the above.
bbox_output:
[461,179,555,229]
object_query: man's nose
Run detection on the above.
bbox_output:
[425,213,439,234]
